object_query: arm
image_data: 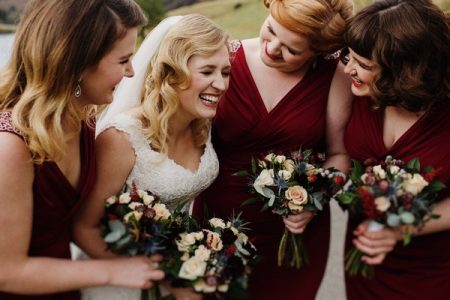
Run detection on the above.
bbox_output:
[284,62,353,234]
[354,196,450,265]
[0,132,163,294]
[73,127,136,259]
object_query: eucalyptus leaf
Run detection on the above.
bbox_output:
[104,230,123,243]
[108,220,127,236]
[406,158,420,173]
[386,213,401,227]
[400,211,415,224]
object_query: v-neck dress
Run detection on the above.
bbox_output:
[344,97,450,299]
[0,111,96,300]
[193,42,338,300]
[80,113,219,300]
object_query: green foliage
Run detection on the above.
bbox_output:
[136,0,167,39]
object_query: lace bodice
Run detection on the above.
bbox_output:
[104,113,219,211]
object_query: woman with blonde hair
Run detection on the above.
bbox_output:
[73,14,231,300]
[193,0,354,298]
[0,0,165,299]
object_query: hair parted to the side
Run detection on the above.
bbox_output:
[0,0,146,163]
[263,0,353,55]
[345,0,450,112]
[141,13,229,155]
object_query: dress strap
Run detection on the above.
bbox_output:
[0,111,23,137]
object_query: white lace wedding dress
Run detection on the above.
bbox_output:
[77,113,219,300]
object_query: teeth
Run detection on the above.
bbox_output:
[200,95,219,103]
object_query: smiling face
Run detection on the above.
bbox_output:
[176,45,231,122]
[259,15,316,73]
[343,48,381,97]
[79,27,138,106]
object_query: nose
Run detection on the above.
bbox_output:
[125,61,135,78]
[211,73,228,91]
[267,39,281,56]
[343,60,356,76]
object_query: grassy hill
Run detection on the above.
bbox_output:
[169,0,450,39]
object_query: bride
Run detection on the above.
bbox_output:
[73,14,231,300]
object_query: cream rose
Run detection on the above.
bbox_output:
[265,153,276,162]
[389,165,400,175]
[373,165,387,179]
[176,232,197,252]
[119,192,131,204]
[254,169,274,187]
[194,245,211,261]
[278,170,292,180]
[105,195,117,205]
[209,218,226,229]
[286,185,308,212]
[194,279,217,293]
[205,230,223,251]
[283,159,296,173]
[123,211,143,223]
[374,196,391,212]
[152,203,170,220]
[178,257,207,280]
[128,202,144,210]
[402,173,429,196]
[275,155,286,164]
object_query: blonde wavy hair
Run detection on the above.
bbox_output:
[141,14,229,155]
[0,0,146,163]
[264,0,353,55]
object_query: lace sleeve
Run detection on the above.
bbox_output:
[228,40,242,64]
[0,111,23,138]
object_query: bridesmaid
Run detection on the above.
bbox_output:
[193,0,353,299]
[0,1,164,299]
[342,0,450,298]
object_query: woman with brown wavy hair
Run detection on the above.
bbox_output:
[0,0,164,299]
[342,0,450,298]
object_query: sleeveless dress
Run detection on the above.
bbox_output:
[0,111,96,300]
[344,97,450,299]
[193,43,338,300]
[80,113,219,300]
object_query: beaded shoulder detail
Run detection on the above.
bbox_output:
[0,111,23,136]
[228,40,242,64]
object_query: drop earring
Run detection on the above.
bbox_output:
[74,80,82,98]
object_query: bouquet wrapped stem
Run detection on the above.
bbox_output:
[140,285,161,300]
[345,220,383,278]
[278,228,309,269]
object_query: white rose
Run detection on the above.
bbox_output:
[373,165,387,179]
[123,211,143,223]
[105,195,117,205]
[143,194,155,206]
[180,252,190,261]
[389,165,400,175]
[275,155,286,163]
[205,230,223,251]
[153,203,171,220]
[254,169,274,187]
[237,232,249,244]
[278,170,292,180]
[176,233,197,251]
[402,173,429,196]
[194,245,211,261]
[217,284,229,293]
[193,231,205,241]
[178,257,207,280]
[128,202,144,210]
[265,153,276,162]
[119,193,131,204]
[209,218,226,229]
[374,196,391,212]
[194,279,217,293]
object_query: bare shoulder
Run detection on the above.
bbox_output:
[0,132,33,170]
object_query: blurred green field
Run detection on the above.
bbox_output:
[169,0,450,39]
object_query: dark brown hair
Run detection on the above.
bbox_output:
[345,0,450,112]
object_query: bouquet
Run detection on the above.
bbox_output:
[238,149,345,269]
[102,182,176,300]
[161,213,258,299]
[335,156,445,278]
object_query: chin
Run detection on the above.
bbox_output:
[351,86,370,97]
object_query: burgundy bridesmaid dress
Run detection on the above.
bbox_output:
[0,111,96,300]
[344,97,450,299]
[194,44,338,300]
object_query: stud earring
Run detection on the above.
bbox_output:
[74,80,82,98]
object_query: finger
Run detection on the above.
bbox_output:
[356,234,396,248]
[285,225,304,234]
[150,270,165,281]
[353,239,394,256]
[149,254,163,262]
[362,253,386,265]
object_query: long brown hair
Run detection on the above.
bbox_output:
[0,0,146,163]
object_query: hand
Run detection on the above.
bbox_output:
[352,220,399,265]
[283,210,315,234]
[160,281,203,300]
[108,255,165,289]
